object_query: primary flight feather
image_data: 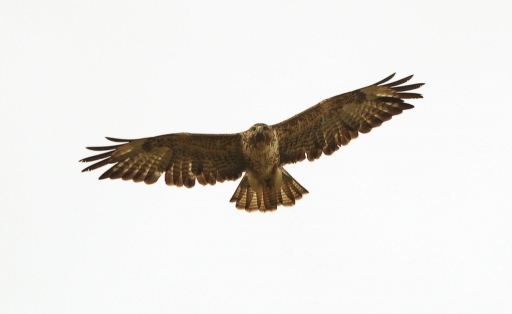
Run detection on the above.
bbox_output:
[80,73,424,212]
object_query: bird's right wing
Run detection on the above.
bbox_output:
[80,133,246,187]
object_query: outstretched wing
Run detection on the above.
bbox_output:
[80,133,246,187]
[273,73,424,165]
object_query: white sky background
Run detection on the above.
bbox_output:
[1,0,511,313]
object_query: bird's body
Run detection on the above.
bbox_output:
[234,123,307,210]
[80,73,424,211]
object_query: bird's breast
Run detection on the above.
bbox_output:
[242,134,280,178]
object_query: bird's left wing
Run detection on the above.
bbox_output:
[272,73,424,165]
[80,133,246,187]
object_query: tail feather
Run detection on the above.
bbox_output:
[230,168,308,212]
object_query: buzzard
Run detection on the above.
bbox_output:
[80,73,424,212]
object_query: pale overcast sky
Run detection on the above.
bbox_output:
[1,1,511,313]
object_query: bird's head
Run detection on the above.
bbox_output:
[247,123,273,148]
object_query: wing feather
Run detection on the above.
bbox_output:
[273,74,424,165]
[80,133,246,187]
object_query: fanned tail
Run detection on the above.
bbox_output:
[229,168,308,212]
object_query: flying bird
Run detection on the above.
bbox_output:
[80,73,424,212]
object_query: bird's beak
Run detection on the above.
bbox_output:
[255,132,266,142]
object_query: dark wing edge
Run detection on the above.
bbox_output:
[79,134,246,187]
[273,73,424,165]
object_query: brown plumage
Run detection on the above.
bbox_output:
[80,73,424,212]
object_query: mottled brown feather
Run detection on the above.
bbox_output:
[80,133,246,187]
[273,73,424,165]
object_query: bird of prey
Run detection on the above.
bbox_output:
[80,73,424,212]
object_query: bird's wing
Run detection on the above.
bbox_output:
[272,73,424,165]
[80,133,246,187]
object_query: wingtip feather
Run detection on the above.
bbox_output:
[105,137,132,142]
[373,73,396,85]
